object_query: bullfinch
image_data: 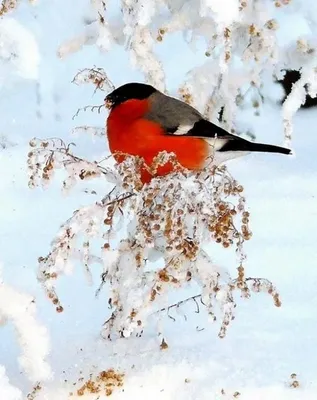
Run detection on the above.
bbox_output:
[105,82,292,183]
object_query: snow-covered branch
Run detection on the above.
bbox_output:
[29,139,280,339]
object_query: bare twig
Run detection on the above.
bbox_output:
[193,296,200,313]
[72,104,105,120]
[154,294,202,316]
[102,192,136,206]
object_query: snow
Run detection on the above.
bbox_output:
[0,366,22,400]
[1,0,317,399]
[0,17,40,82]
[0,268,51,382]
[201,0,240,27]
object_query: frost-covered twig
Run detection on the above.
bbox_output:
[27,137,117,191]
[72,103,105,120]
[72,67,115,93]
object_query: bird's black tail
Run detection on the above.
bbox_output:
[246,141,292,155]
[219,137,292,155]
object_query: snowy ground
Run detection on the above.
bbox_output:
[1,2,317,400]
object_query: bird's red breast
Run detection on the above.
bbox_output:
[106,99,209,183]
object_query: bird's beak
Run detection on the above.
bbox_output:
[104,96,114,110]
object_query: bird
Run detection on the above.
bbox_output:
[105,82,292,184]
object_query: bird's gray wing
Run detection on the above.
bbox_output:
[145,91,202,133]
[145,91,233,140]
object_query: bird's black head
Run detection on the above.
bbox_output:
[105,82,157,109]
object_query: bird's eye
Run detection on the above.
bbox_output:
[105,96,114,109]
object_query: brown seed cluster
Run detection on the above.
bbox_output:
[243,277,282,308]
[209,203,237,247]
[224,27,231,39]
[116,153,144,191]
[239,0,247,11]
[99,158,257,338]
[220,388,242,398]
[104,204,116,226]
[235,264,250,297]
[28,139,54,189]
[179,86,194,105]
[242,15,284,66]
[265,19,279,30]
[160,338,169,350]
[37,225,76,311]
[275,0,291,7]
[71,369,124,397]
[156,28,166,42]
[289,373,300,389]
[0,0,18,16]
[41,275,64,313]
[134,161,250,265]
[249,24,259,37]
[26,383,42,400]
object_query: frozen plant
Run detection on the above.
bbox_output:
[28,135,281,339]
[59,0,317,145]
